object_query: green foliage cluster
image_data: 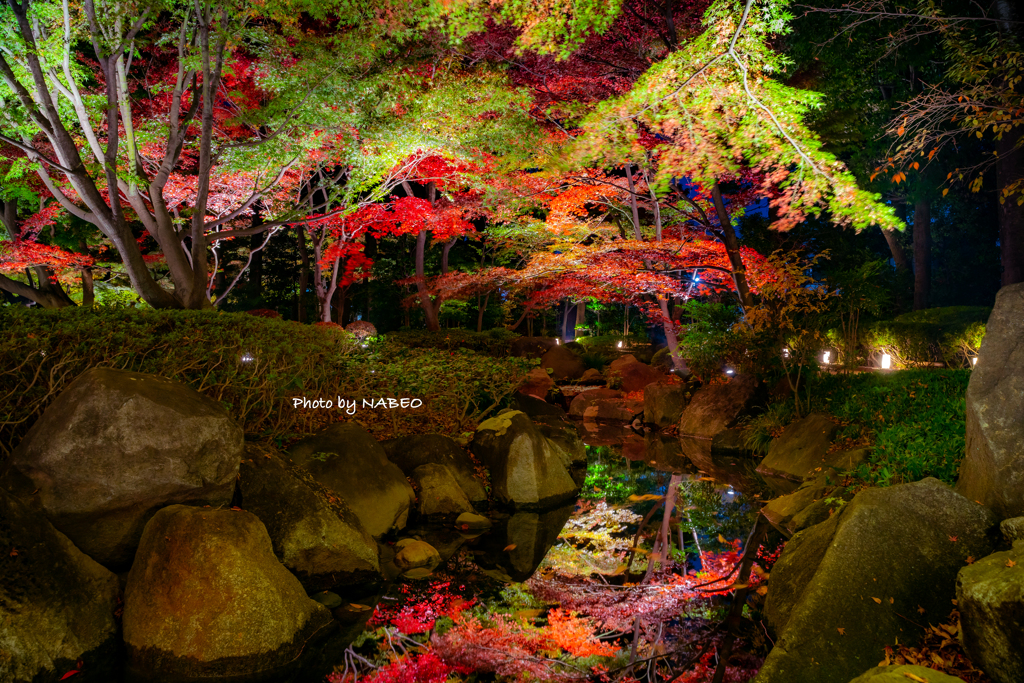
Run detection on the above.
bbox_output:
[862,306,989,368]
[676,301,746,382]
[0,308,532,455]
[810,369,971,487]
[384,328,522,356]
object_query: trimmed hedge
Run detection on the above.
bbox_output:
[861,306,989,368]
[0,308,533,455]
[385,328,522,356]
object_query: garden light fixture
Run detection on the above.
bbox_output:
[880,353,891,370]
[972,357,978,366]
[822,351,831,364]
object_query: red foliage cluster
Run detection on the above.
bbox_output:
[367,580,477,635]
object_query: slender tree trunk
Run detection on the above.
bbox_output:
[414,229,441,331]
[710,182,754,311]
[913,198,931,310]
[248,230,264,304]
[881,228,910,272]
[80,266,94,307]
[296,225,310,323]
[562,300,571,338]
[997,130,1024,286]
[575,300,586,334]
[477,292,489,332]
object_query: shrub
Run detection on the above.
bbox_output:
[676,301,745,383]
[809,369,970,486]
[385,328,521,356]
[0,308,532,455]
[862,306,989,368]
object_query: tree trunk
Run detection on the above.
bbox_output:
[414,229,441,331]
[477,292,489,332]
[881,228,910,272]
[997,129,1024,286]
[913,198,931,310]
[248,230,264,304]
[0,271,74,308]
[80,267,95,307]
[710,182,754,311]
[562,300,571,339]
[575,300,586,335]
[296,225,310,323]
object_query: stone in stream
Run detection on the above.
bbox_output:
[583,397,645,422]
[643,382,688,428]
[382,433,487,504]
[238,443,380,592]
[2,367,243,569]
[755,478,997,683]
[0,487,121,683]
[123,505,332,681]
[518,367,557,400]
[410,464,475,516]
[956,540,1024,683]
[957,282,1024,518]
[568,388,623,416]
[470,411,579,508]
[393,539,441,570]
[846,665,967,682]
[678,374,761,438]
[289,422,415,538]
[456,511,493,530]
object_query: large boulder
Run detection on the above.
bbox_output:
[410,464,475,516]
[568,388,623,417]
[1002,517,1024,543]
[607,357,664,392]
[0,488,120,683]
[847,665,967,683]
[540,345,586,381]
[644,382,688,428]
[238,444,379,592]
[289,423,415,537]
[4,367,242,569]
[382,434,486,503]
[518,367,556,400]
[756,478,998,683]
[531,414,587,468]
[678,374,760,438]
[470,411,579,508]
[957,283,1024,518]
[956,540,1024,683]
[756,413,838,484]
[123,505,332,680]
[583,398,645,422]
[762,474,832,538]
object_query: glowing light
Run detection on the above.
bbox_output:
[725,368,735,375]
[972,357,978,366]
[617,341,623,348]
[880,353,891,370]
[556,339,560,345]
[241,354,254,363]
[782,348,790,359]
[822,351,831,364]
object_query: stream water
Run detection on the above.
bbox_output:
[295,421,776,683]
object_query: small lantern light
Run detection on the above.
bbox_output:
[880,353,891,370]
[617,340,623,349]
[782,347,790,359]
[822,351,831,364]
[972,356,978,367]
[556,338,560,345]
[725,368,735,375]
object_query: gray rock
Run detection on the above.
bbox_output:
[756,478,998,683]
[957,283,1024,518]
[540,345,586,381]
[568,388,623,417]
[756,413,838,484]
[124,505,332,680]
[5,367,242,569]
[411,464,475,516]
[956,540,1024,683]
[470,411,579,508]
[531,414,587,468]
[847,665,967,682]
[644,382,688,428]
[762,474,832,538]
[290,423,415,537]
[679,374,760,438]
[1001,517,1024,544]
[238,444,379,592]
[382,433,486,503]
[0,488,120,683]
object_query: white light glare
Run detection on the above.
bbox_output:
[556,339,560,345]
[617,341,623,348]
[241,354,254,363]
[822,351,831,364]
[880,353,891,370]
[972,357,978,366]
[782,348,790,359]
[725,368,735,375]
